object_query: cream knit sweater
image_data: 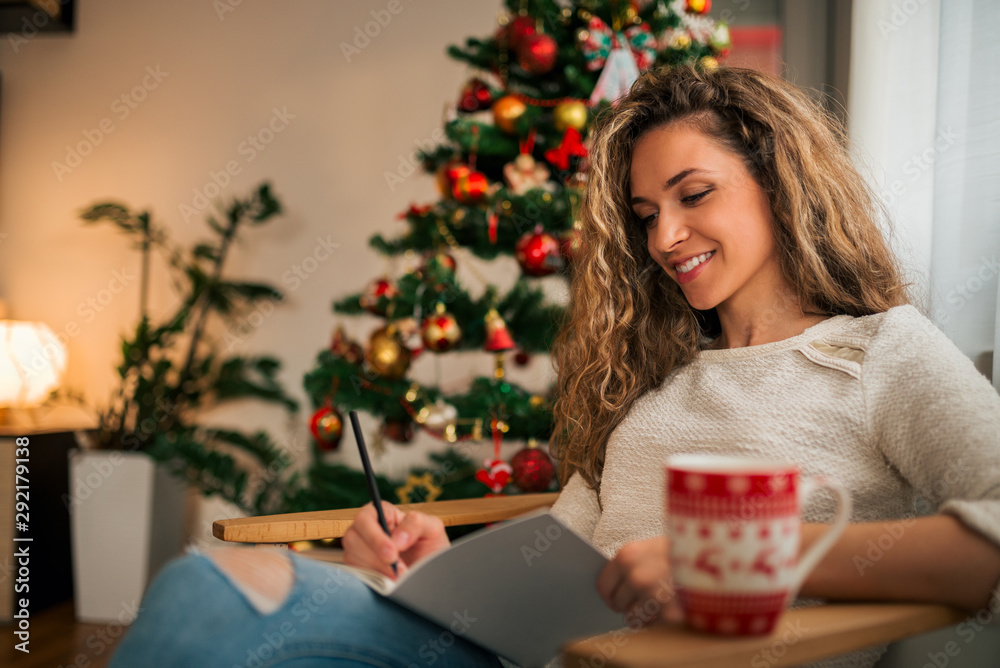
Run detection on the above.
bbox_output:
[548,305,1000,668]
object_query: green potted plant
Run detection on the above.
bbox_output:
[68,183,299,622]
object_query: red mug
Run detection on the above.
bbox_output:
[665,455,851,635]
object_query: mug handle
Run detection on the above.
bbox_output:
[785,475,853,604]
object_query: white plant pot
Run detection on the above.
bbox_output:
[68,449,190,623]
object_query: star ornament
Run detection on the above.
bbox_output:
[396,472,443,504]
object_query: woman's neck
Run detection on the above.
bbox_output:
[712,289,829,349]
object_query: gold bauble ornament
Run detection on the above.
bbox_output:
[421,303,462,353]
[700,56,719,71]
[366,325,412,380]
[670,32,692,50]
[553,101,588,133]
[493,95,527,135]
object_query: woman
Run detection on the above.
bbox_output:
[543,65,1000,666]
[109,66,1000,668]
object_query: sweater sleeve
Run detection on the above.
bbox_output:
[549,472,602,543]
[863,306,1000,610]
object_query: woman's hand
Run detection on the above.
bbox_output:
[596,536,683,627]
[342,501,450,580]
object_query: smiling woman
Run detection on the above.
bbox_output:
[545,65,1000,668]
[552,65,912,490]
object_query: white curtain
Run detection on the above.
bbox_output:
[848,0,1000,390]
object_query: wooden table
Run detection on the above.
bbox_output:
[562,602,966,667]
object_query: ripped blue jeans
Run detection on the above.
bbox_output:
[108,547,505,668]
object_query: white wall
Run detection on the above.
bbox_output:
[0,0,565,533]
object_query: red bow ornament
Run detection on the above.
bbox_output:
[544,128,588,171]
[580,16,658,72]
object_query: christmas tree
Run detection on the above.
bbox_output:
[292,0,729,512]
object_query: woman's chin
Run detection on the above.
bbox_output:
[680,292,719,312]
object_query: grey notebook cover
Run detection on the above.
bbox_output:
[337,510,626,667]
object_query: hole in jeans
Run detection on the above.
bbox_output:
[204,546,295,615]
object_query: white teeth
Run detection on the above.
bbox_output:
[676,251,715,274]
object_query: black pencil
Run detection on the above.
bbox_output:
[348,410,398,575]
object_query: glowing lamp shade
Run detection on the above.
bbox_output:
[0,320,68,408]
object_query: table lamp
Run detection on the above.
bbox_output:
[0,319,68,426]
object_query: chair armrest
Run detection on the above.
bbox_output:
[562,602,967,667]
[213,492,559,544]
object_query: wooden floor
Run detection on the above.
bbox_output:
[2,601,126,668]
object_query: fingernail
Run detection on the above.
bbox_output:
[393,531,410,548]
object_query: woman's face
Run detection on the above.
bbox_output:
[629,124,783,313]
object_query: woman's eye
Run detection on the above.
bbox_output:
[636,212,657,227]
[681,189,712,205]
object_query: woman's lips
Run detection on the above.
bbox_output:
[675,252,714,285]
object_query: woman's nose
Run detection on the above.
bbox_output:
[650,215,689,255]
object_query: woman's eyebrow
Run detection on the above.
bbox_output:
[630,168,707,204]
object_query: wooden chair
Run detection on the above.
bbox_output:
[212,493,559,544]
[213,495,979,668]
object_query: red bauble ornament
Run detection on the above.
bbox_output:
[516,226,564,276]
[511,447,555,492]
[360,278,398,316]
[436,161,470,199]
[382,418,415,444]
[506,15,537,50]
[517,33,557,74]
[421,305,462,352]
[514,350,531,367]
[309,406,344,451]
[452,170,489,204]
[458,78,494,113]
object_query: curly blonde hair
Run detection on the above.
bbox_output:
[550,65,910,490]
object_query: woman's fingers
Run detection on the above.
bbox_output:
[598,537,679,624]
[663,598,684,623]
[343,503,448,575]
[597,560,634,612]
[342,529,398,579]
[601,562,656,613]
[623,573,683,627]
[344,502,403,568]
[596,557,623,606]
[392,509,448,556]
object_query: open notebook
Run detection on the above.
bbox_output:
[334,509,626,667]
